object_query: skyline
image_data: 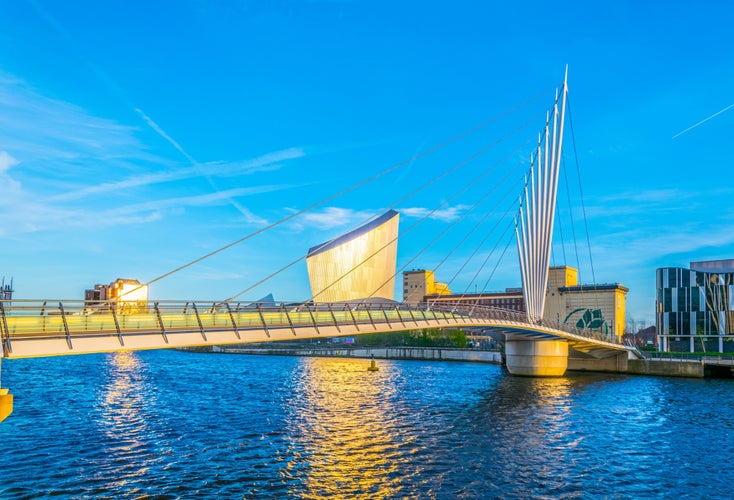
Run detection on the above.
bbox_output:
[1,1,734,325]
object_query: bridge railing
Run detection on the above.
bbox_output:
[0,299,621,355]
[0,299,468,345]
[643,351,734,364]
[433,304,621,345]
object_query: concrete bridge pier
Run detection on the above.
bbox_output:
[505,339,569,376]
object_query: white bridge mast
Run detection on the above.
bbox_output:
[516,69,568,323]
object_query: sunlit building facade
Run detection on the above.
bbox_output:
[544,266,628,340]
[306,210,399,303]
[85,278,148,312]
[657,259,734,353]
[424,288,524,312]
[403,269,451,304]
[411,265,627,339]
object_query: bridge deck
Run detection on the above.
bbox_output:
[0,300,629,359]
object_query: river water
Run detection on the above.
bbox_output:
[0,350,731,498]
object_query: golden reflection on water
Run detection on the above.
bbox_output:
[286,357,404,499]
[96,351,153,487]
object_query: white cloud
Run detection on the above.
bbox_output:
[400,205,467,222]
[52,147,307,201]
[0,150,19,172]
[100,185,299,219]
[298,207,376,229]
[0,74,147,169]
[0,151,21,197]
[230,201,269,226]
[0,72,307,237]
[597,188,688,205]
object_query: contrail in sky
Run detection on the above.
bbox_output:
[672,103,734,139]
[135,108,198,164]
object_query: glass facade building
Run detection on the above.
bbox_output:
[656,260,734,353]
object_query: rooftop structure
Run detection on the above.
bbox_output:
[1,277,13,302]
[402,269,451,304]
[85,278,148,312]
[690,259,734,273]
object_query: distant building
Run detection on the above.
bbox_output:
[408,265,628,340]
[1,277,13,302]
[403,269,451,304]
[544,266,628,340]
[84,284,108,303]
[656,259,734,353]
[85,278,148,312]
[423,288,524,312]
[306,210,399,303]
[623,325,657,347]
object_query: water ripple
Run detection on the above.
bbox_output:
[1,352,734,497]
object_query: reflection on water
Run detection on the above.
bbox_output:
[99,351,149,438]
[1,351,734,498]
[94,351,158,492]
[285,358,402,498]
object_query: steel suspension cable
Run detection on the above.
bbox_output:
[562,154,581,272]
[429,214,517,311]
[222,111,545,304]
[478,221,516,293]
[466,223,516,313]
[556,157,568,265]
[119,87,556,301]
[362,138,533,304]
[426,168,525,299]
[567,95,600,311]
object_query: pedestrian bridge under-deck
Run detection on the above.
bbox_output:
[1,300,631,361]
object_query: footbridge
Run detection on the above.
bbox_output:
[0,299,626,364]
[0,71,640,424]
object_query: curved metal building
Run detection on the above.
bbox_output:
[306,210,399,303]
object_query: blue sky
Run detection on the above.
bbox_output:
[1,1,733,326]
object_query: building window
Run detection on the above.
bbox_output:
[691,288,700,311]
[663,288,672,312]
[668,268,678,288]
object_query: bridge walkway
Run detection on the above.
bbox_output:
[1,300,629,359]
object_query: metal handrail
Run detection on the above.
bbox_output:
[0,298,623,350]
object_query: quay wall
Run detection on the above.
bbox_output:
[212,346,503,364]
[626,358,705,378]
[568,352,628,373]
[199,346,719,378]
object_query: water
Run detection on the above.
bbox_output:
[0,350,732,498]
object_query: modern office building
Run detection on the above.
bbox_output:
[403,269,451,304]
[407,265,628,340]
[656,259,734,353]
[306,210,399,303]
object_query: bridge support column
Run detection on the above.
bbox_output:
[0,389,11,423]
[505,339,568,377]
[0,359,11,423]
